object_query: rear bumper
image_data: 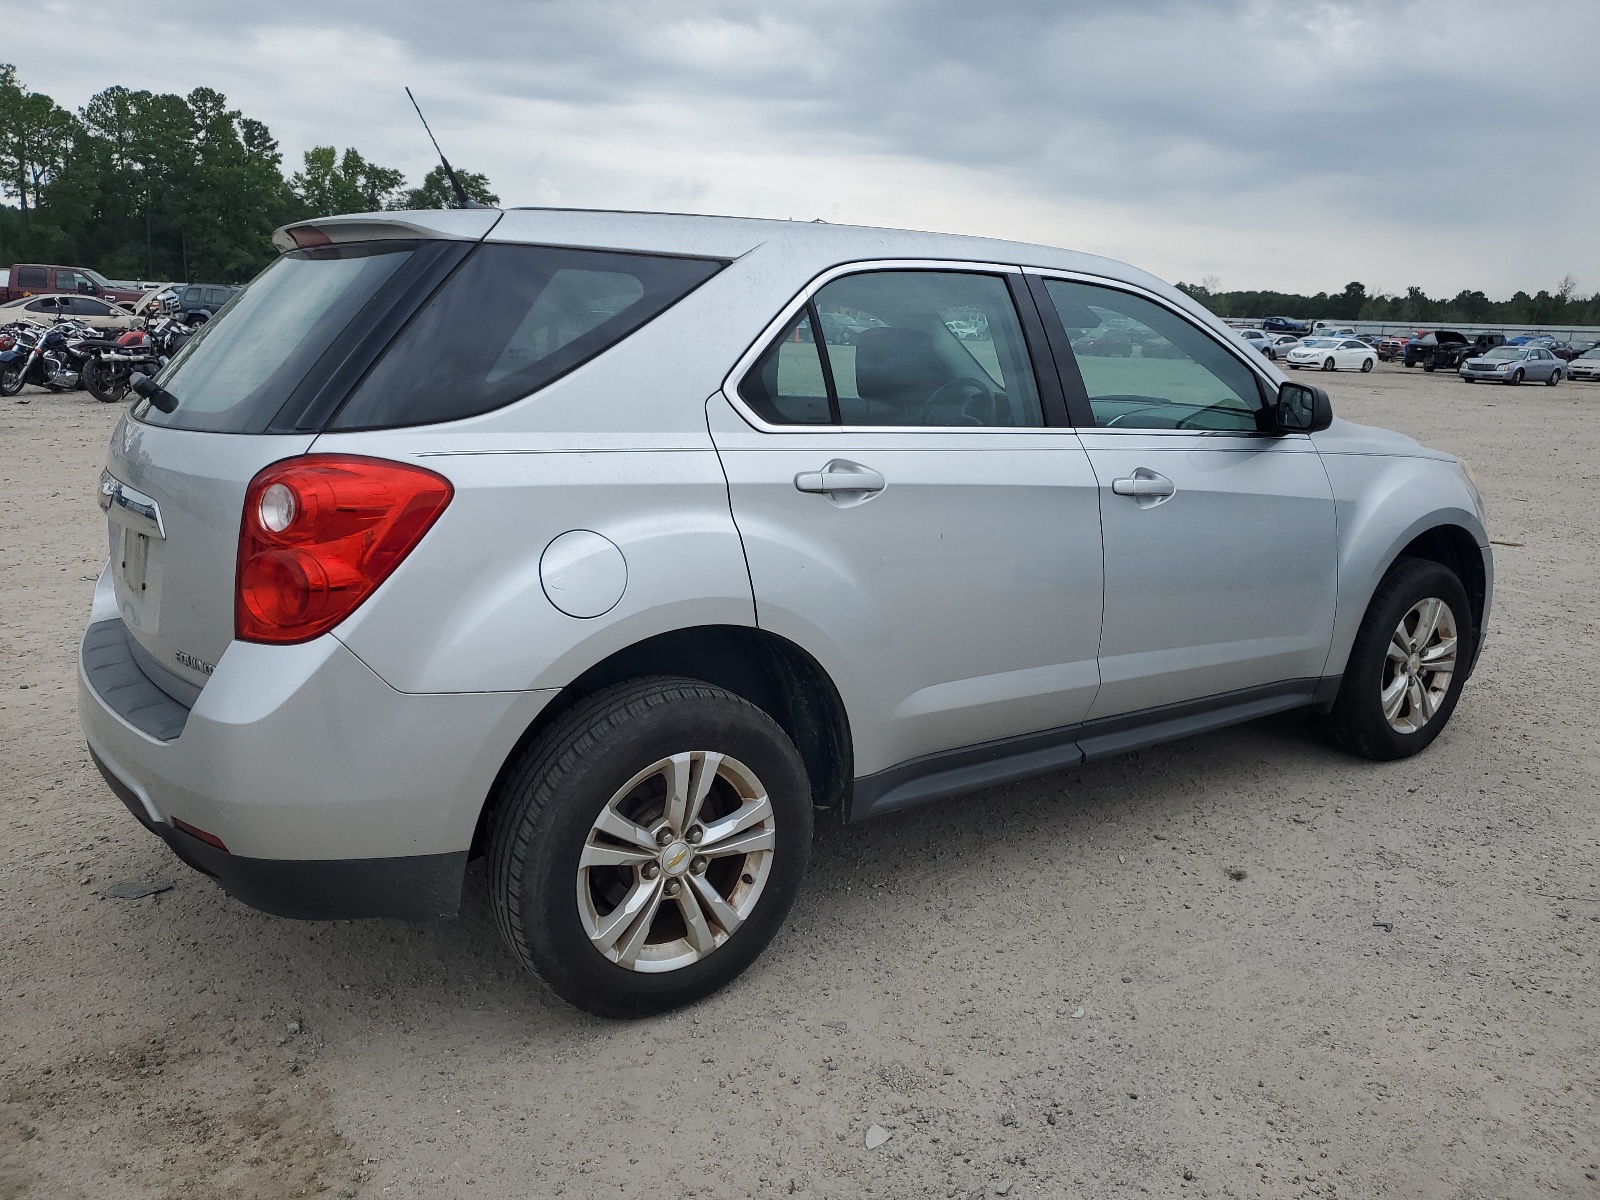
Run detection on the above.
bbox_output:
[90,746,468,920]
[77,569,556,920]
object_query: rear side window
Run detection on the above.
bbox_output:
[330,243,721,430]
[16,266,46,288]
[738,270,1044,428]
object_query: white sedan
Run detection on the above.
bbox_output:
[1284,336,1376,373]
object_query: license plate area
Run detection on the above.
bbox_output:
[115,525,163,635]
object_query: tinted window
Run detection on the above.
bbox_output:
[1043,279,1265,431]
[819,272,1041,426]
[72,298,111,315]
[139,243,418,432]
[741,271,1043,428]
[331,243,721,430]
[740,310,832,424]
[15,266,47,288]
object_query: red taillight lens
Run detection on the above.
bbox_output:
[0,335,13,352]
[236,455,453,644]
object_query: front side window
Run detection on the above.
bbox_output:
[1042,279,1265,431]
[331,243,720,430]
[739,270,1043,427]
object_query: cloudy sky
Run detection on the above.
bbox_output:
[9,0,1598,297]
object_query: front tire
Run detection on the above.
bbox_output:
[0,361,26,396]
[488,677,812,1018]
[1511,368,1524,384]
[1325,558,1473,761]
[1322,357,1336,372]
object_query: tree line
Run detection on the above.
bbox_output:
[0,64,496,284]
[1176,277,1600,328]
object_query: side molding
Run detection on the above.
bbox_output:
[847,676,1337,822]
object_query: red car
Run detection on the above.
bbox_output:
[3,263,146,306]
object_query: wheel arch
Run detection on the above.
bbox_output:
[471,625,853,856]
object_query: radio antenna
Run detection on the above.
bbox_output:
[405,87,490,209]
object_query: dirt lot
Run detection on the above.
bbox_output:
[2,363,1597,1200]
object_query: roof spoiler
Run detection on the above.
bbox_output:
[271,210,501,254]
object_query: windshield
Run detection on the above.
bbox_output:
[1481,347,1527,360]
[1301,338,1338,347]
[1580,349,1600,360]
[138,243,418,432]
[83,268,114,289]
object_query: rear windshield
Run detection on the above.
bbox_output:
[137,239,722,433]
[139,243,418,432]
[330,242,720,429]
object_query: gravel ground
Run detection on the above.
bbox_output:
[1,364,1597,1200]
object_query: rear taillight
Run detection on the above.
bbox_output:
[0,335,12,352]
[236,455,453,644]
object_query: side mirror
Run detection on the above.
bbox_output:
[1275,381,1332,433]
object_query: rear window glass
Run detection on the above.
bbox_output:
[329,243,722,430]
[138,243,418,432]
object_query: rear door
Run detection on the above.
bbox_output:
[1032,274,1337,718]
[710,264,1104,778]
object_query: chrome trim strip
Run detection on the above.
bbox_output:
[98,469,166,540]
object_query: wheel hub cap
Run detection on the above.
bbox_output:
[660,840,692,876]
[576,751,777,973]
[1381,596,1459,735]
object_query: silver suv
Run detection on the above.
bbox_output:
[80,209,1491,1016]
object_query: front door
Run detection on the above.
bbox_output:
[1035,275,1337,719]
[710,267,1105,778]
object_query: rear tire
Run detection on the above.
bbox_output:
[1547,370,1561,386]
[1360,357,1374,372]
[1325,558,1473,762]
[488,677,813,1018]
[83,359,128,403]
[1423,360,1436,372]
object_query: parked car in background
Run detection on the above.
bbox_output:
[1262,315,1310,333]
[173,283,241,322]
[1566,347,1600,381]
[1405,331,1504,372]
[1236,328,1276,356]
[1378,332,1423,362]
[0,293,139,332]
[77,206,1490,1017]
[1310,323,1358,338]
[1460,345,1564,385]
[1268,334,1302,359]
[1285,336,1377,372]
[3,263,145,305]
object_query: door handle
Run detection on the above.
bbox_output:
[795,460,886,496]
[1111,469,1175,508]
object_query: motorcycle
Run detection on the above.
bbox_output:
[0,321,97,395]
[80,313,201,403]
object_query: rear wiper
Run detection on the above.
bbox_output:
[129,373,180,413]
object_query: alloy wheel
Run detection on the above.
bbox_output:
[1380,597,1458,734]
[577,751,776,973]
